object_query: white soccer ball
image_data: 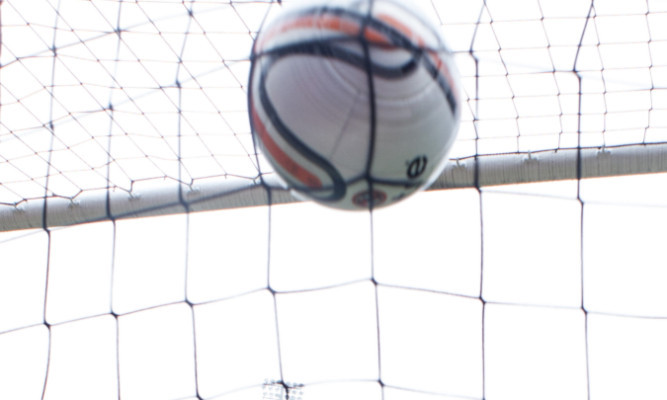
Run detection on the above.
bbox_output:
[249,0,461,210]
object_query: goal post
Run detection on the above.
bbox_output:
[2,0,667,400]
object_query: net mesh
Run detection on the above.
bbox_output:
[2,0,667,228]
[1,0,667,399]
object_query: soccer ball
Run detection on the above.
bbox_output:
[249,0,461,210]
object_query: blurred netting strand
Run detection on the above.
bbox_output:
[2,1,667,400]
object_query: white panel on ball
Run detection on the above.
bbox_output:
[249,0,461,210]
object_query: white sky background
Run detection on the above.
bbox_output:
[2,0,667,399]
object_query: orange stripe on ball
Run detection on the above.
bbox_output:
[256,12,395,52]
[250,103,323,189]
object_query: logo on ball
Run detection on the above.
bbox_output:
[407,156,428,179]
[353,190,388,208]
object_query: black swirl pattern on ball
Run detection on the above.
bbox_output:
[258,6,458,115]
[256,61,348,202]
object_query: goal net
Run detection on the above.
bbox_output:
[1,0,666,399]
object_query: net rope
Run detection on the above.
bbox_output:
[2,1,667,400]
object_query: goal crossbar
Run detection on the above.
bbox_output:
[2,142,665,232]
